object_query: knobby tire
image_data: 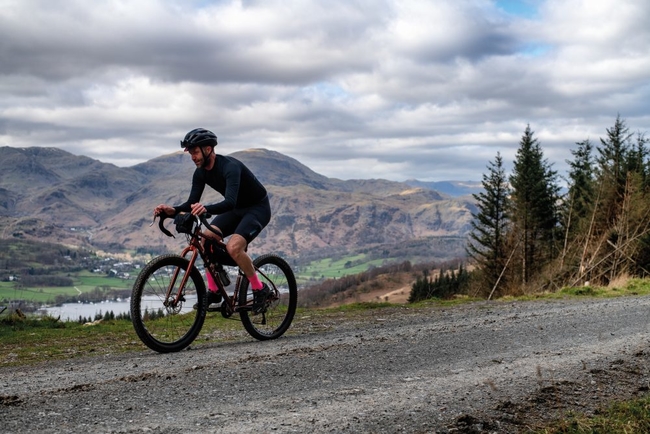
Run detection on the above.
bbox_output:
[239,254,298,340]
[130,254,207,353]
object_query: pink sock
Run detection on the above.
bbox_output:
[249,274,263,290]
[206,271,218,292]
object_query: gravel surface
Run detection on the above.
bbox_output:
[2,296,650,433]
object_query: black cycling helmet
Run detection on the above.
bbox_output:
[180,128,218,149]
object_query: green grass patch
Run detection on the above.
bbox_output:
[492,279,650,303]
[0,272,136,303]
[334,301,394,311]
[297,253,397,285]
[0,314,140,366]
[536,395,650,433]
[559,285,607,297]
[0,307,319,367]
[418,295,483,307]
[555,279,650,299]
[75,269,138,285]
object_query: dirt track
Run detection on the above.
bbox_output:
[2,296,650,433]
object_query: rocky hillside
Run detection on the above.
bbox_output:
[0,146,477,262]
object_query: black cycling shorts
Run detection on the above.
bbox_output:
[209,195,271,244]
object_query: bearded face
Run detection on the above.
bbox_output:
[189,146,212,168]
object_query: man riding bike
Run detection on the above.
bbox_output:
[154,128,272,313]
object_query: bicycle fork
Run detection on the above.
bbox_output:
[164,248,201,309]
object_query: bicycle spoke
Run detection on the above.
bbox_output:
[131,255,206,353]
[239,254,297,340]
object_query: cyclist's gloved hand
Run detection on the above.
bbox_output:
[154,204,175,216]
[190,203,207,216]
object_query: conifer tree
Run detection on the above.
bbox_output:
[408,265,469,303]
[629,133,650,276]
[466,152,510,293]
[569,117,650,284]
[564,139,596,230]
[558,139,596,269]
[627,133,649,186]
[408,270,429,303]
[509,125,560,285]
[596,115,633,226]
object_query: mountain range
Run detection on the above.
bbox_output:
[0,146,479,264]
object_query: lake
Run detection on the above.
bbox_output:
[45,300,132,321]
[44,295,199,322]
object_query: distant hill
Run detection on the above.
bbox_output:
[404,179,483,197]
[0,146,478,263]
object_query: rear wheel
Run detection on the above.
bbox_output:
[130,254,207,353]
[239,254,297,340]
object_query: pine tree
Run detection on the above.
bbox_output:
[559,139,596,272]
[408,265,469,303]
[509,125,560,285]
[564,139,596,230]
[630,133,650,276]
[596,115,633,226]
[565,117,650,285]
[627,133,649,186]
[408,270,430,303]
[466,152,511,294]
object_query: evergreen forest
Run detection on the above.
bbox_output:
[466,115,650,298]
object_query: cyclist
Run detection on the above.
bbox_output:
[154,128,272,313]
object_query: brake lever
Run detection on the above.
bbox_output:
[151,213,175,238]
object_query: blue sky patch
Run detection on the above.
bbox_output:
[496,0,540,18]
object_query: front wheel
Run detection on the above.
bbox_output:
[239,254,297,340]
[130,254,207,353]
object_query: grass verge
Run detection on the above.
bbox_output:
[535,396,650,433]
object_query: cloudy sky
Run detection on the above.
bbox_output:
[1,0,648,182]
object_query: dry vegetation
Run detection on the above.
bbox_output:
[298,261,420,308]
[298,260,470,308]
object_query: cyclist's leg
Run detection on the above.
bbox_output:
[227,199,271,312]
[202,214,235,297]
[225,198,271,280]
[233,196,271,245]
[207,212,238,241]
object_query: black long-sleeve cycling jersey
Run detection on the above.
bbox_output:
[174,154,267,215]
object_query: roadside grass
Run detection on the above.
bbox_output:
[0,311,275,367]
[497,277,650,302]
[333,301,394,311]
[0,313,141,366]
[535,396,650,433]
[556,280,650,298]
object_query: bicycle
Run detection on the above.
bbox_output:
[130,212,297,353]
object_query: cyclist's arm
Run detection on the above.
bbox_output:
[174,170,206,214]
[204,163,242,215]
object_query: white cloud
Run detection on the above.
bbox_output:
[0,0,648,182]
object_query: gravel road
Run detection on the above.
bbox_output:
[2,296,650,433]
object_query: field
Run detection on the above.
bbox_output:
[0,270,135,303]
[297,253,397,284]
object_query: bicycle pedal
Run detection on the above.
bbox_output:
[206,304,221,312]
